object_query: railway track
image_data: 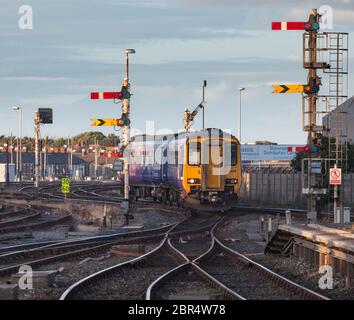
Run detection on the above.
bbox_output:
[168,214,218,260]
[195,224,329,300]
[60,212,329,300]
[146,218,329,300]
[0,223,176,277]
[0,205,72,235]
[0,206,329,301]
[0,205,33,223]
[1,185,332,300]
[146,260,243,300]
[61,237,185,300]
[0,208,40,231]
[0,182,123,204]
[60,212,221,300]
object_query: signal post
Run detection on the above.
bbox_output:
[90,49,135,225]
[272,9,349,222]
[34,108,53,188]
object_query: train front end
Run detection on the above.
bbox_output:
[182,129,241,206]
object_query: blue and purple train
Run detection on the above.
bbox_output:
[127,128,242,206]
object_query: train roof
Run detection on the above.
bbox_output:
[130,128,238,143]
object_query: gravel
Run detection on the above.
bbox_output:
[216,214,354,300]
[4,243,159,300]
[74,247,181,300]
[155,267,224,300]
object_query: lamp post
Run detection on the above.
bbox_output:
[239,88,246,144]
[43,136,47,180]
[34,112,41,188]
[12,107,22,182]
[4,142,9,186]
[9,134,14,165]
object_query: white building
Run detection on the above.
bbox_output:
[0,164,16,182]
[323,96,354,143]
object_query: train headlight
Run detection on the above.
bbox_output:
[187,178,200,184]
[225,179,238,185]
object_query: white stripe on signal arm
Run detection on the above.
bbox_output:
[99,92,104,99]
[281,22,287,30]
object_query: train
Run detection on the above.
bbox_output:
[126,128,242,207]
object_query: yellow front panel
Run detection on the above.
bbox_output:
[225,144,242,193]
[183,145,201,193]
[203,144,222,191]
[182,135,242,195]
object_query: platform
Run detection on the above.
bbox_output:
[274,223,354,288]
[279,224,354,254]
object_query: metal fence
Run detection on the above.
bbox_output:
[239,172,354,210]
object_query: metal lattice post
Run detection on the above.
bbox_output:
[122,49,135,225]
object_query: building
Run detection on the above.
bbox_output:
[0,152,89,180]
[322,96,354,143]
[80,153,121,178]
[0,164,16,182]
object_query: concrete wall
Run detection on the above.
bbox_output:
[240,172,354,210]
[0,198,124,227]
[240,173,307,209]
[343,174,354,206]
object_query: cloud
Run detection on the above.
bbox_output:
[289,7,354,24]
[176,0,352,6]
[334,9,354,22]
[192,28,259,38]
[1,0,352,143]
[134,85,179,97]
[192,81,230,102]
[18,94,84,106]
[2,76,69,81]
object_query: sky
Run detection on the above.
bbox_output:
[0,0,354,144]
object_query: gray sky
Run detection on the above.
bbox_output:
[0,0,353,143]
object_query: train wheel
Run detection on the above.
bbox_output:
[161,192,167,205]
[178,198,185,208]
[176,196,181,208]
[169,191,175,206]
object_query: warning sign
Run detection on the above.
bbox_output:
[330,168,342,185]
[61,178,70,194]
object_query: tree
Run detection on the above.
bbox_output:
[0,131,122,151]
[255,141,277,145]
[71,132,106,146]
[291,134,354,172]
[101,134,120,147]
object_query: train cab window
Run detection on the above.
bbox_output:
[231,143,237,165]
[223,142,237,166]
[188,142,201,166]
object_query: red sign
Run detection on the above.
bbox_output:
[330,168,342,185]
[272,22,305,31]
[91,92,123,100]
[288,146,305,153]
[104,152,123,158]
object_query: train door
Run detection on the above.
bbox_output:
[202,140,223,191]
